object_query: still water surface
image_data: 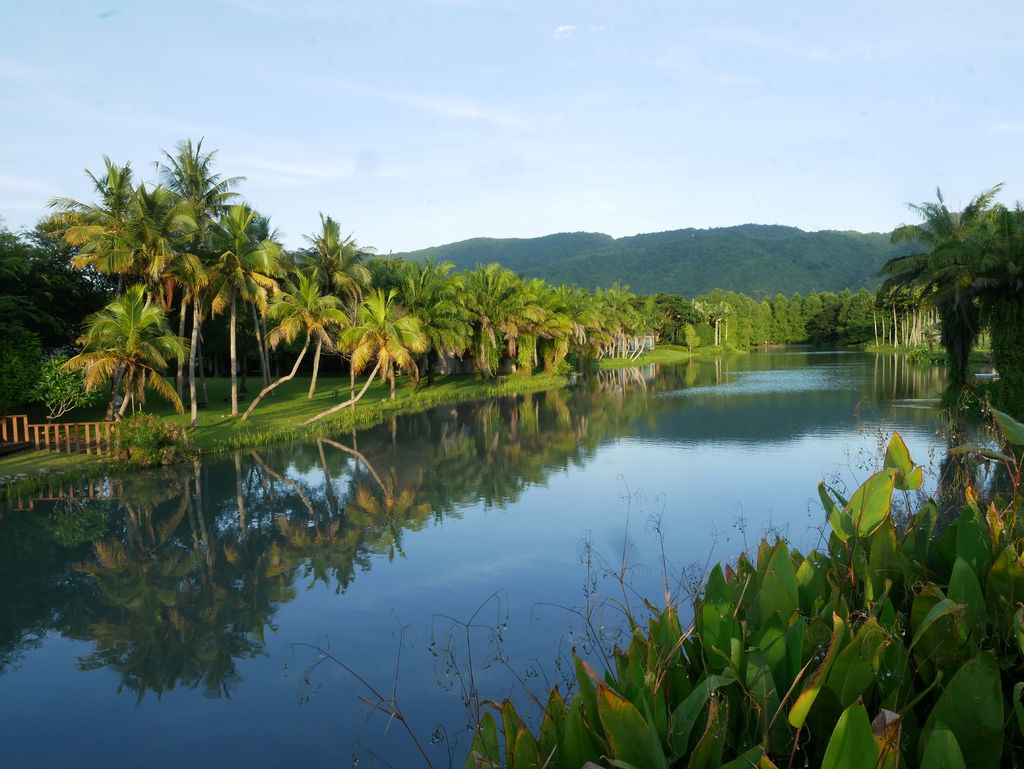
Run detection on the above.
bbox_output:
[0,352,949,768]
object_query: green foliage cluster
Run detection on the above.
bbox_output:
[30,354,96,419]
[0,330,41,414]
[109,413,198,467]
[465,421,1024,769]
[396,225,915,298]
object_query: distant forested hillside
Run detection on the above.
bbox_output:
[394,224,916,298]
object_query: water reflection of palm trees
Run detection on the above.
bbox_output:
[0,354,965,703]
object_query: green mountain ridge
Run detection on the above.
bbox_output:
[393,224,916,298]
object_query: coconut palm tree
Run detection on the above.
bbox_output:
[301,289,427,425]
[297,214,372,398]
[209,205,282,415]
[65,285,185,418]
[126,184,197,301]
[49,156,137,288]
[461,264,543,377]
[241,270,347,421]
[972,204,1024,408]
[395,258,470,384]
[158,138,244,425]
[882,186,1002,384]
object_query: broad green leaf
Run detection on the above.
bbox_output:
[909,598,963,651]
[563,696,603,768]
[537,687,567,768]
[947,557,985,633]
[993,408,1024,445]
[826,619,885,707]
[820,482,852,542]
[884,432,922,490]
[948,444,1013,462]
[920,722,966,769]
[954,506,991,578]
[501,699,522,764]
[821,701,878,769]
[744,648,779,740]
[846,469,896,537]
[598,686,668,769]
[512,725,542,769]
[465,712,501,769]
[670,674,734,755]
[686,697,727,769]
[986,545,1024,617]
[699,564,738,671]
[757,542,799,624]
[1014,681,1024,737]
[715,746,766,768]
[1016,609,1024,657]
[788,614,845,728]
[921,652,1004,769]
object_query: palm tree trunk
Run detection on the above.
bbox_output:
[229,295,238,415]
[105,365,125,421]
[176,297,189,398]
[308,337,322,399]
[390,367,396,400]
[198,328,209,406]
[251,304,271,389]
[189,293,202,427]
[117,369,134,418]
[300,362,382,425]
[349,358,356,409]
[241,336,312,420]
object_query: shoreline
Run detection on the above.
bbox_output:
[2,348,692,498]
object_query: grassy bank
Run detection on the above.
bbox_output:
[2,345,711,491]
[595,345,744,370]
[0,370,567,491]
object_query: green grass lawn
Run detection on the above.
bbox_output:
[2,345,705,487]
[0,370,567,484]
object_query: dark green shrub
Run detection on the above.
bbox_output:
[110,413,198,467]
[0,329,41,413]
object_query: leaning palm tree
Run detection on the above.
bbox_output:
[65,285,185,418]
[240,270,347,421]
[209,205,282,415]
[301,289,427,425]
[882,186,1002,384]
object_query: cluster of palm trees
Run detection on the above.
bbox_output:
[50,140,663,425]
[882,185,1024,409]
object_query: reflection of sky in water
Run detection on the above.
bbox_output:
[661,365,865,398]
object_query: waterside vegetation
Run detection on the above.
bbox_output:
[463,418,1024,769]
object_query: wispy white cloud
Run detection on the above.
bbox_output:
[553,25,576,40]
[991,122,1024,134]
[326,78,530,129]
[0,174,58,195]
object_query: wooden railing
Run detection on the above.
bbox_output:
[1,414,116,456]
[29,421,114,455]
[1,414,29,444]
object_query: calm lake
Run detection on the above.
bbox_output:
[0,351,950,768]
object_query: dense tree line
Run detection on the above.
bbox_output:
[1,141,669,422]
[3,144,1018,420]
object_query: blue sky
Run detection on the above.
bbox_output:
[3,0,1023,252]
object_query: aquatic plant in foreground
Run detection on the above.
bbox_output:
[465,415,1024,768]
